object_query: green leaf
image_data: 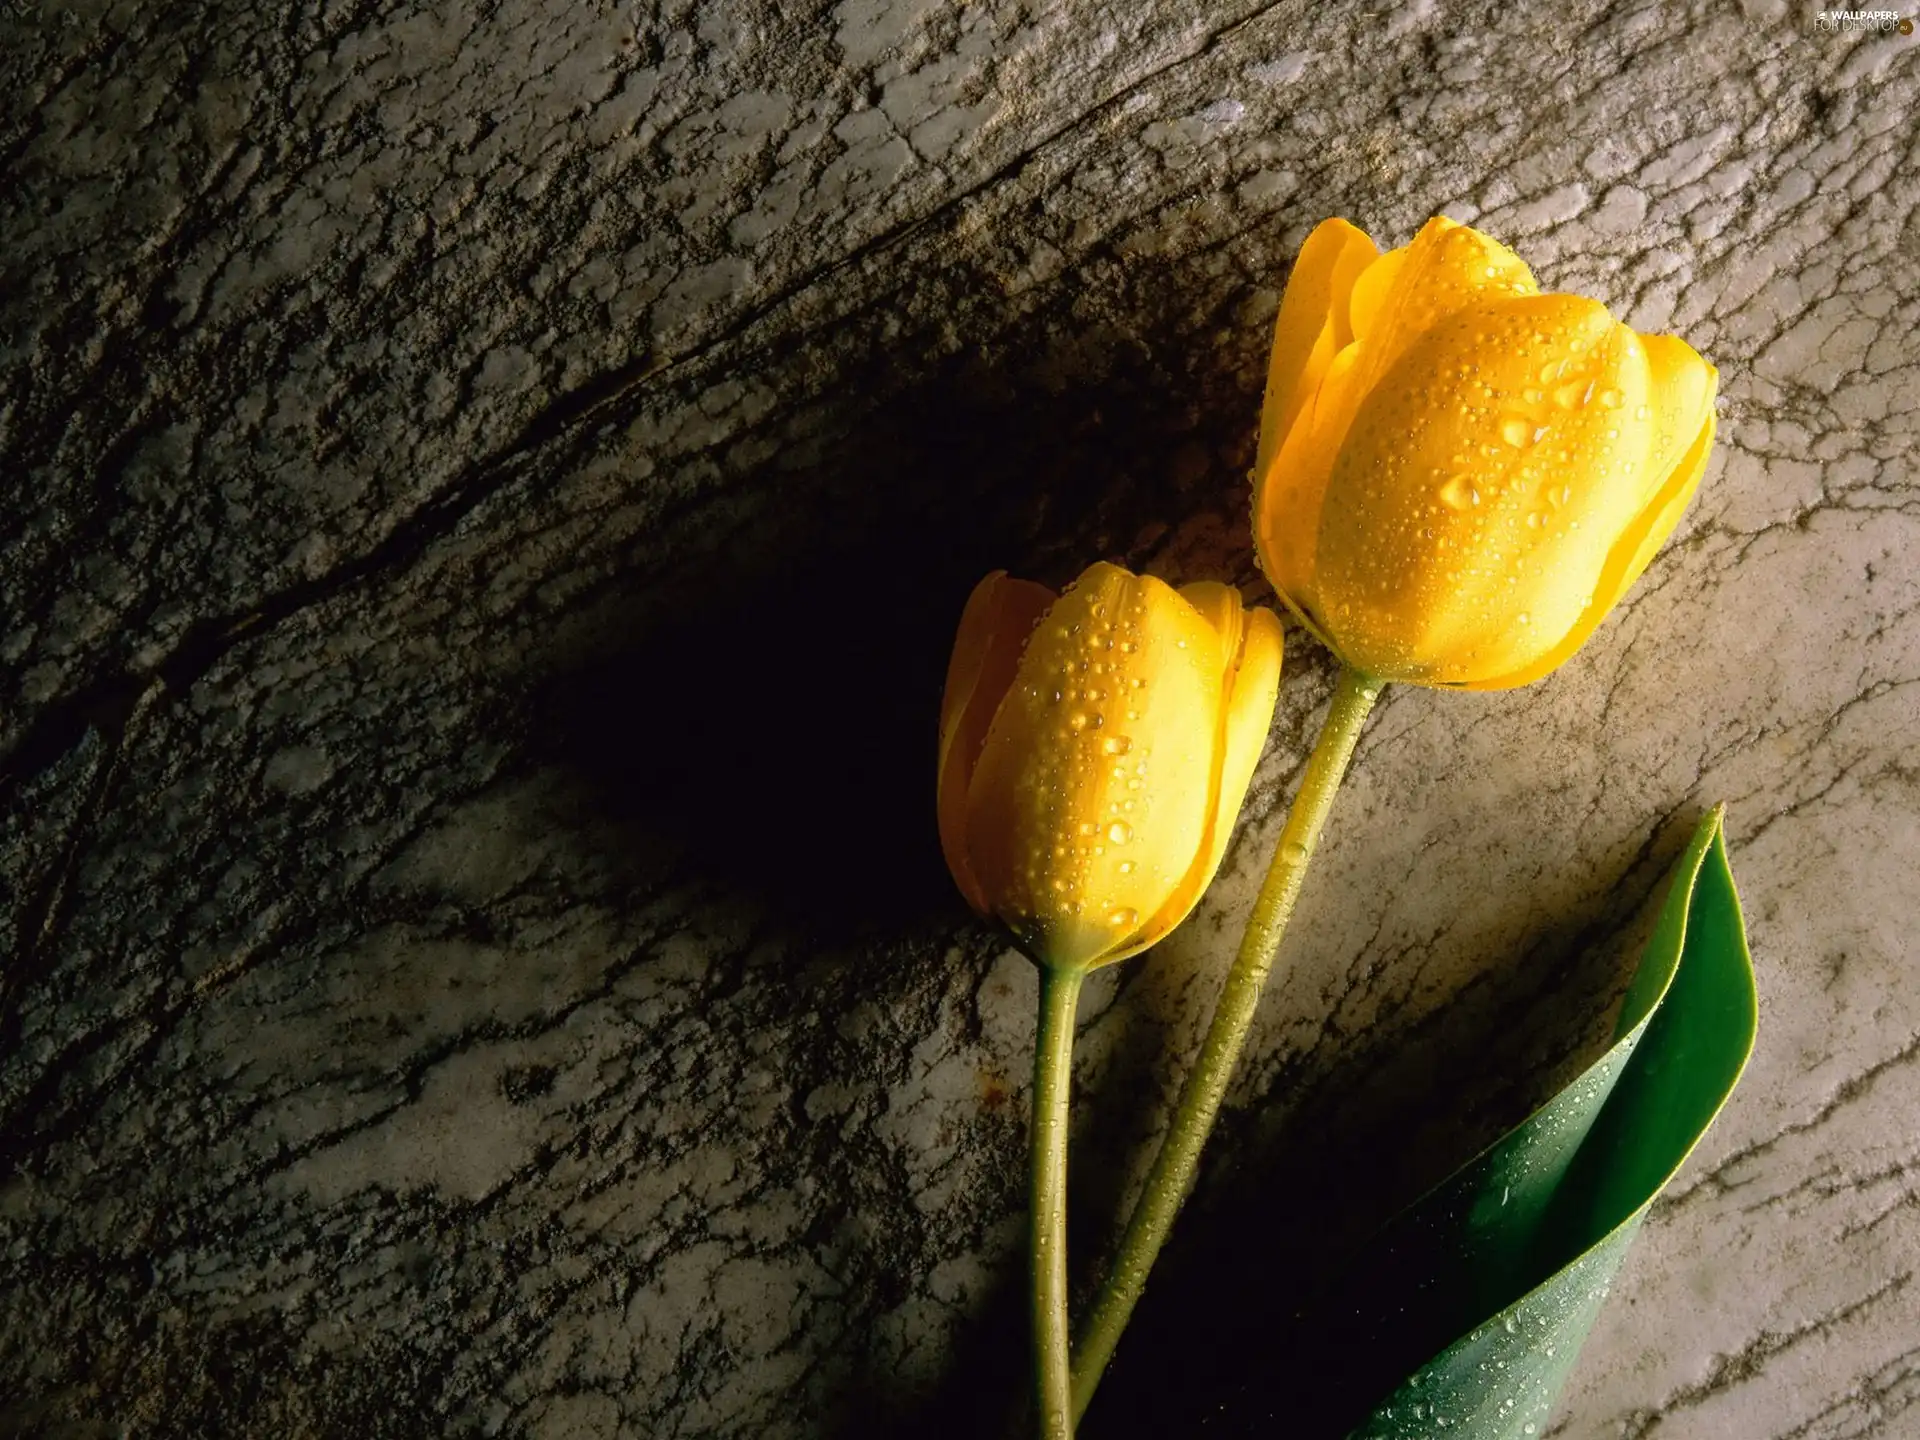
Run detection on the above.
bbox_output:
[1336,806,1757,1439]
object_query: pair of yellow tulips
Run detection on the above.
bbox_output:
[940,216,1718,971]
[935,214,1717,1438]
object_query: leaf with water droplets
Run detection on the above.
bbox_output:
[1339,809,1755,1439]
[1177,810,1754,1438]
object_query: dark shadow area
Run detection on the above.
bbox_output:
[526,328,1258,945]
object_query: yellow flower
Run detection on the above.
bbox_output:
[937,562,1284,971]
[1253,216,1718,689]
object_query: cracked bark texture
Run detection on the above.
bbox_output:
[2,0,1915,1434]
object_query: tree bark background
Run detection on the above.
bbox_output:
[3,0,1916,1435]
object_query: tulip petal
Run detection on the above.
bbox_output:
[1460,347,1717,690]
[1639,335,1718,502]
[1100,596,1282,963]
[1254,219,1538,648]
[1314,293,1664,685]
[1256,219,1379,485]
[937,571,1056,915]
[1173,580,1246,673]
[1111,604,1286,963]
[1345,246,1408,346]
[1468,406,1716,691]
[966,564,1221,969]
[1346,217,1538,393]
[1255,342,1370,631]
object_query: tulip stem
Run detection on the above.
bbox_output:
[1068,665,1381,1422]
[1029,961,1085,1439]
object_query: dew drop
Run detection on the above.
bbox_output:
[1552,378,1592,410]
[1108,821,1132,844]
[1282,840,1308,863]
[1108,906,1138,928]
[1439,475,1481,509]
[1067,710,1091,732]
[1050,689,1064,704]
[1598,386,1624,408]
[1102,734,1132,756]
[1078,822,1098,837]
[1499,416,1531,447]
[1118,860,1136,874]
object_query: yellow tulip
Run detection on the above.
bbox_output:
[937,562,1284,971]
[1253,215,1718,689]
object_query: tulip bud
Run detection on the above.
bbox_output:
[937,562,1284,971]
[1254,216,1718,689]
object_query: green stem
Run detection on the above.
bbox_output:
[1031,962,1085,1439]
[1069,665,1381,1422]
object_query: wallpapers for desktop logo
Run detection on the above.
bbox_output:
[1815,8,1915,30]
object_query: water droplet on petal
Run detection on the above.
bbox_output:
[1107,821,1132,844]
[1553,378,1592,410]
[1499,416,1530,447]
[1598,387,1624,408]
[1282,840,1308,863]
[1439,475,1480,510]
[1067,710,1091,732]
[1108,906,1138,928]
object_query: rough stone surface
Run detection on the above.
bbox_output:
[2,0,1916,1435]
